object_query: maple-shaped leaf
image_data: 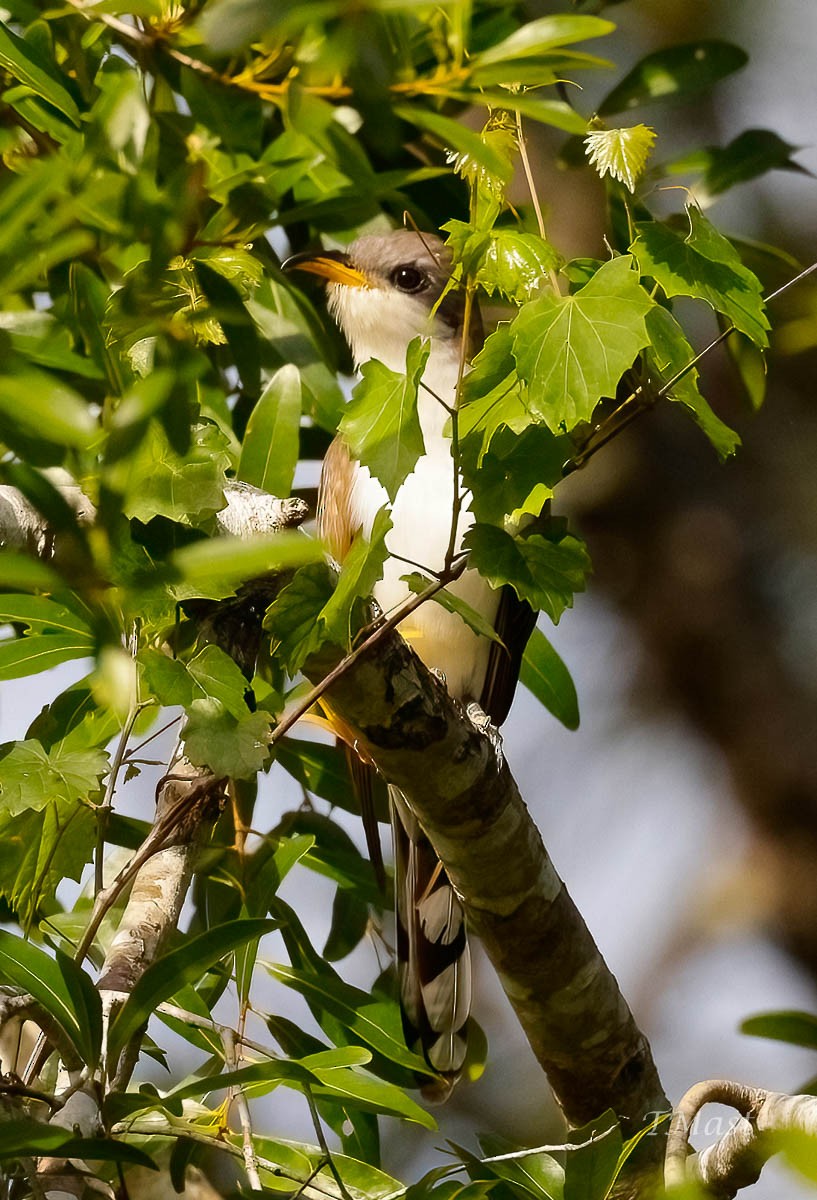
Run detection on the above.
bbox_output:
[464,523,590,623]
[631,208,769,347]
[444,221,560,302]
[183,698,272,779]
[645,306,741,461]
[339,337,429,502]
[263,562,336,676]
[584,124,657,193]
[511,255,654,432]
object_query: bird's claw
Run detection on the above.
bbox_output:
[465,701,504,768]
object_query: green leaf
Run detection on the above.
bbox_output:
[187,644,254,719]
[0,594,93,638]
[0,372,98,449]
[0,551,61,593]
[165,1057,317,1103]
[0,931,102,1068]
[520,627,579,730]
[108,919,278,1065]
[478,1133,564,1200]
[402,573,504,646]
[631,209,769,346]
[172,530,323,596]
[464,525,590,623]
[0,20,81,126]
[644,306,741,460]
[512,256,654,431]
[584,125,656,193]
[563,1111,622,1200]
[339,337,429,502]
[0,1118,74,1158]
[462,424,566,525]
[473,15,614,66]
[444,222,560,303]
[393,106,512,183]
[323,885,371,962]
[263,562,336,675]
[0,739,108,815]
[310,1062,436,1129]
[182,699,272,778]
[119,420,231,525]
[674,129,809,198]
[276,739,355,809]
[740,1010,817,1050]
[266,962,429,1074]
[599,41,748,114]
[238,364,302,496]
[0,793,97,923]
[320,507,391,645]
[0,632,94,680]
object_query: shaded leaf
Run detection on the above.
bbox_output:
[0,931,101,1068]
[182,699,272,778]
[631,209,769,346]
[464,525,590,623]
[599,41,748,114]
[644,306,741,460]
[108,919,278,1065]
[741,1010,817,1051]
[320,506,391,645]
[0,20,81,126]
[520,627,579,730]
[402,573,504,646]
[238,364,302,496]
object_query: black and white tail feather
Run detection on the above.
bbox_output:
[390,784,471,1101]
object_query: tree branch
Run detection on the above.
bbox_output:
[665,1079,817,1196]
[301,630,669,1163]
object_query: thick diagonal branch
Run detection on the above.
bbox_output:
[303,634,669,1158]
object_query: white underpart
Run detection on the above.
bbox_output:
[329,281,500,702]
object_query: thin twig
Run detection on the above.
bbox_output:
[223,1027,262,1191]
[304,1085,353,1200]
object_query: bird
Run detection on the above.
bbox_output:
[285,230,536,1097]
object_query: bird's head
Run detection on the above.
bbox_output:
[284,230,470,372]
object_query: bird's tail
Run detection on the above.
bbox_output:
[390,784,471,1101]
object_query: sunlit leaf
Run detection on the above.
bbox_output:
[584,125,657,193]
[520,627,579,730]
[512,255,654,431]
[339,338,428,501]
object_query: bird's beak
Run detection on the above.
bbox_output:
[282,249,370,289]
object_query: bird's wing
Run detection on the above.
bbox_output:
[317,435,359,562]
[317,435,386,887]
[391,784,470,1100]
[479,585,538,727]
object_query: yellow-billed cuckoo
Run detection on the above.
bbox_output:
[285,231,536,1095]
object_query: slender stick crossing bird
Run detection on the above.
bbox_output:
[286,231,536,1096]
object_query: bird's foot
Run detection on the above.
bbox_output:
[465,701,504,769]
[430,667,447,687]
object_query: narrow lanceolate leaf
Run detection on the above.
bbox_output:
[339,337,428,501]
[512,255,654,432]
[107,919,279,1065]
[0,596,95,681]
[402,573,504,646]
[599,41,748,114]
[310,1062,437,1129]
[0,21,81,126]
[631,209,770,347]
[172,530,322,596]
[237,364,302,496]
[0,931,102,1068]
[520,627,579,730]
[584,125,657,193]
[266,962,430,1074]
[472,14,614,66]
[0,373,98,448]
[320,507,391,645]
[645,306,741,460]
[464,524,590,624]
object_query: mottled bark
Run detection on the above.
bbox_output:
[304,634,669,1154]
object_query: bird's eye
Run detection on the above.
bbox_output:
[390,265,426,293]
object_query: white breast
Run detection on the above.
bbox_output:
[349,343,500,702]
